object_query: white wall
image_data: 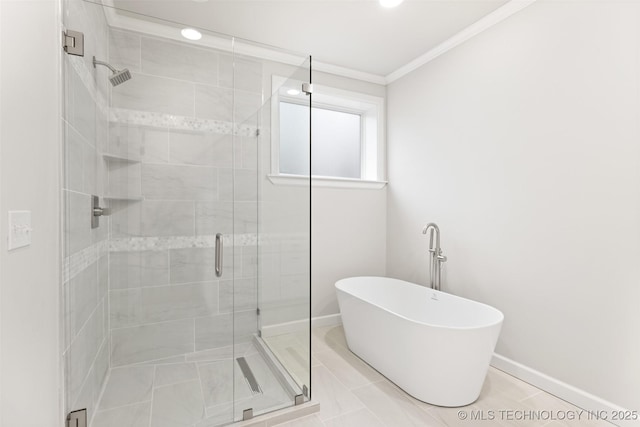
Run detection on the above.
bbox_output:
[387,0,640,412]
[387,2,640,409]
[312,186,387,317]
[0,1,61,425]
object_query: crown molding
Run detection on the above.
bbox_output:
[101,0,536,87]
[312,62,387,85]
[385,0,538,84]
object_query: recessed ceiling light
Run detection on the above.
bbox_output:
[287,89,301,96]
[379,0,404,8]
[181,28,202,41]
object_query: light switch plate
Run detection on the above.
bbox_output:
[8,210,32,251]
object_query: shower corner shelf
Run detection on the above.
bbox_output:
[102,152,142,163]
[104,195,144,201]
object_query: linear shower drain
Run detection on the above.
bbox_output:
[236,357,262,395]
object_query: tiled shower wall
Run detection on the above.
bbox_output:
[62,0,110,417]
[105,28,264,366]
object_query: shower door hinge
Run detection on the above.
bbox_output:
[302,82,313,95]
[256,128,260,137]
[63,30,84,57]
[66,409,87,427]
[256,307,260,316]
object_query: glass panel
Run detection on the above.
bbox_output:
[232,50,311,417]
[61,0,111,421]
[62,1,236,425]
[258,58,312,402]
[63,1,311,425]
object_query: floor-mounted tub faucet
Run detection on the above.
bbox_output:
[422,223,447,291]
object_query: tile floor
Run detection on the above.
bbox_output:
[91,342,294,427]
[269,325,614,427]
[92,325,614,427]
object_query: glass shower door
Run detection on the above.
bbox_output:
[253,57,312,407]
[61,1,238,425]
[61,0,112,423]
[62,1,311,426]
[229,52,312,420]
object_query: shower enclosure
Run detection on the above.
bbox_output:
[61,1,311,425]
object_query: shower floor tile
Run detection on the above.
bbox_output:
[97,365,154,410]
[90,342,293,427]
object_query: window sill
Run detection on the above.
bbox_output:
[267,174,387,189]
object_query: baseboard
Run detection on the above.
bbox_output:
[261,319,306,338]
[492,354,638,427]
[311,313,342,328]
[261,314,342,337]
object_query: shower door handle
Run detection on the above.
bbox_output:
[215,233,223,277]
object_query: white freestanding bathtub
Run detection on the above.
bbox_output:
[335,276,503,407]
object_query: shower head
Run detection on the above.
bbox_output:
[109,68,132,86]
[92,56,132,86]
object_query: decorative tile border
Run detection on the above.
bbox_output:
[109,234,254,252]
[110,108,258,137]
[108,233,310,253]
[63,235,310,273]
[63,239,109,283]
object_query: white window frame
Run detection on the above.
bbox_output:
[269,75,387,189]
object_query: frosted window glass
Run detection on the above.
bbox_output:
[279,102,310,175]
[280,102,361,179]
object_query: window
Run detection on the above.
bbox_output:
[280,103,362,179]
[270,76,386,188]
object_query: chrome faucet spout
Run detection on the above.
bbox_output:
[422,223,440,253]
[422,223,446,291]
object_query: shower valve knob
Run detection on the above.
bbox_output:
[93,207,111,217]
[91,195,109,229]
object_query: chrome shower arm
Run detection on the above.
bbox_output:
[92,56,131,86]
[92,56,117,73]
